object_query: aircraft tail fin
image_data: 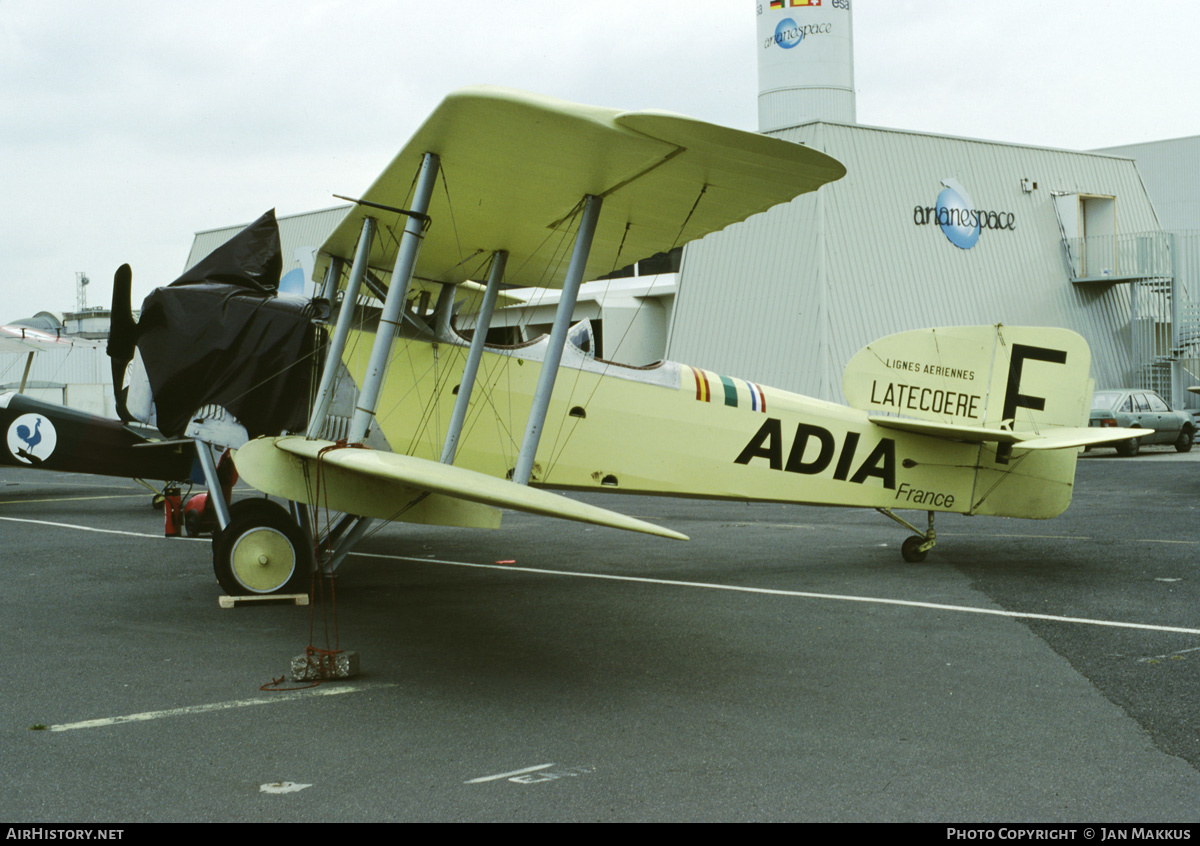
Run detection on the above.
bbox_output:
[843,324,1092,432]
[844,325,1102,519]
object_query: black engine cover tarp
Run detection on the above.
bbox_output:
[134,210,315,439]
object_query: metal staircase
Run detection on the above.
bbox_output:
[1062,230,1200,408]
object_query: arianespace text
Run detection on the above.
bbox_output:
[914,205,1016,232]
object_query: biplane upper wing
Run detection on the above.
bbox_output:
[235,435,688,540]
[318,85,846,289]
[2,322,105,405]
[0,324,85,354]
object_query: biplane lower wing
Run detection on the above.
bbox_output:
[234,435,688,540]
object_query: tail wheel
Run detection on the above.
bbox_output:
[213,499,312,596]
[901,536,930,563]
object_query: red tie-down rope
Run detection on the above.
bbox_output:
[261,438,370,691]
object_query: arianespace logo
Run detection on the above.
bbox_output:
[765,17,833,50]
[935,179,980,249]
[6,413,57,465]
[912,179,1016,250]
[775,18,803,48]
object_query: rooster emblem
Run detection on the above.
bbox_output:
[6,413,56,465]
[16,417,42,452]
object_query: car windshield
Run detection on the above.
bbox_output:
[1092,391,1124,410]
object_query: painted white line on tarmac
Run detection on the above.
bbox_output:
[47,683,397,732]
[1137,645,1200,663]
[0,515,207,541]
[465,764,555,784]
[0,494,151,505]
[939,531,1199,546]
[353,552,1200,637]
[7,516,1196,636]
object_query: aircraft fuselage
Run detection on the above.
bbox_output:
[342,327,1076,520]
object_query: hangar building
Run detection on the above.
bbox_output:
[1094,135,1200,230]
[175,5,1200,416]
[666,3,1200,411]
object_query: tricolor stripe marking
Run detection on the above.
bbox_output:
[687,367,765,412]
[690,366,710,402]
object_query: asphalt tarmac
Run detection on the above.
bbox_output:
[1,446,1198,823]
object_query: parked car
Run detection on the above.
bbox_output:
[1089,389,1194,456]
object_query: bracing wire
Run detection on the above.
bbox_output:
[315,172,707,487]
[538,184,709,481]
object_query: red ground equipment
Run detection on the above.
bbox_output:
[181,449,238,537]
[162,484,182,537]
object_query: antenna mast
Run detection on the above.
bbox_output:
[75,271,90,312]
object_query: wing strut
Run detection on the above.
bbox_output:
[440,250,508,465]
[349,152,441,443]
[512,194,602,485]
[18,351,34,394]
[194,439,232,529]
[301,155,438,573]
[307,217,376,439]
[316,255,344,306]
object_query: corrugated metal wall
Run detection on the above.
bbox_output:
[1170,230,1200,407]
[184,205,352,280]
[669,122,1160,403]
[1093,136,1200,230]
[0,343,107,387]
[0,341,114,416]
[670,187,824,391]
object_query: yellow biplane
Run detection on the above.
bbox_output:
[114,87,1141,595]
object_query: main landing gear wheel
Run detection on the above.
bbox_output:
[901,536,930,563]
[212,499,312,596]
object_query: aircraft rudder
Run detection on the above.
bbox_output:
[843,324,1092,431]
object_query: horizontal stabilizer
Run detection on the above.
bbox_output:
[869,415,1145,450]
[235,436,687,541]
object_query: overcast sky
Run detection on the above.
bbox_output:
[3,0,1198,322]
